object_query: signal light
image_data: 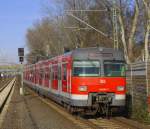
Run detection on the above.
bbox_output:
[18,48,24,56]
[18,48,24,63]
[19,56,24,63]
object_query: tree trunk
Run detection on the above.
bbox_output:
[128,0,139,62]
[145,24,150,61]
[143,0,150,61]
[118,13,130,64]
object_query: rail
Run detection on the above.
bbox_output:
[0,79,13,92]
[0,78,16,112]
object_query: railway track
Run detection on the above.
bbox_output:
[0,78,12,89]
[0,78,13,92]
[111,117,150,129]
[0,77,16,113]
[87,118,134,129]
[27,86,150,129]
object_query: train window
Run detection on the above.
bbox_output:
[104,62,125,77]
[73,61,100,77]
[58,65,61,80]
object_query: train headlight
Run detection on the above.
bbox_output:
[117,86,125,91]
[78,86,87,92]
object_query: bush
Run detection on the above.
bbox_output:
[132,104,150,124]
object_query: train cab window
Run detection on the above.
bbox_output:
[73,61,100,77]
[104,62,125,77]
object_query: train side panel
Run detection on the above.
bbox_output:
[24,47,126,115]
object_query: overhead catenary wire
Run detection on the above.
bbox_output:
[65,9,108,12]
[65,1,118,45]
[66,12,111,39]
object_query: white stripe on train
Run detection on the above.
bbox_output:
[24,80,125,101]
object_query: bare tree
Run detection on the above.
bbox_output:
[26,0,148,64]
[117,0,140,63]
[143,0,150,61]
[26,18,65,63]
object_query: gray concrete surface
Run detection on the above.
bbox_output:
[0,79,81,129]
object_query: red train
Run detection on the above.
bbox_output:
[24,47,126,115]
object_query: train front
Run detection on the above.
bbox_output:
[71,48,126,114]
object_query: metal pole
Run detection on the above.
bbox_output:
[146,61,149,97]
[113,0,119,49]
[130,64,134,110]
[20,63,24,95]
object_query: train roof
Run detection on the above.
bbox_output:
[25,47,125,68]
[71,47,124,61]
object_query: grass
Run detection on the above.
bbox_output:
[132,104,150,124]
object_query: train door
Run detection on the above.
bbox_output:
[31,69,33,83]
[43,67,46,87]
[51,64,58,90]
[68,63,72,95]
[35,66,37,85]
[49,64,52,89]
[39,67,44,86]
[33,68,35,84]
[42,67,45,87]
[58,63,62,94]
[44,66,49,87]
[62,63,68,93]
[37,67,40,85]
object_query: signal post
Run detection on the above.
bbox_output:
[18,48,24,95]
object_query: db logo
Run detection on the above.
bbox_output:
[99,79,106,84]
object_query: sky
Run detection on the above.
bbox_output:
[0,0,58,64]
[0,0,134,65]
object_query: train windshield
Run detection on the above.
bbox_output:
[73,61,100,77]
[104,62,125,77]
